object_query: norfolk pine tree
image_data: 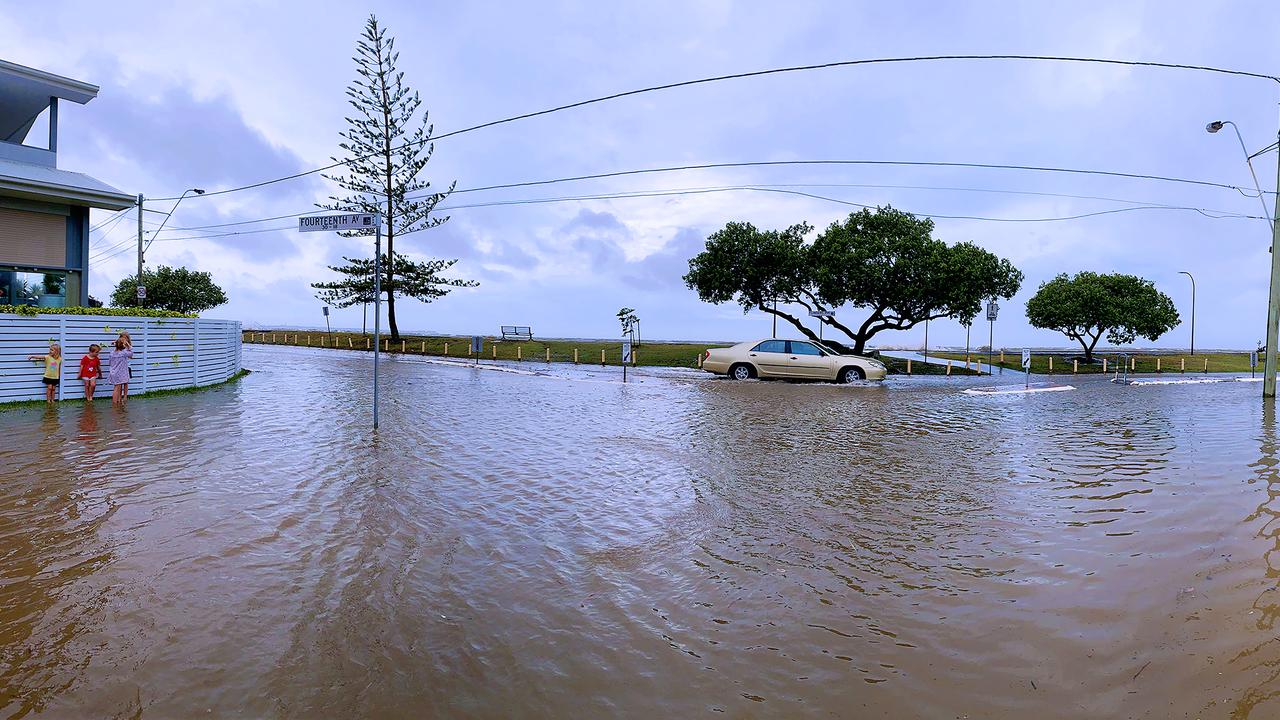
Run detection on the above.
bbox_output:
[313,14,475,341]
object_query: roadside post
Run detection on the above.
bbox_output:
[136,285,146,304]
[808,309,834,342]
[471,335,482,366]
[299,212,381,430]
[322,305,331,339]
[1021,348,1031,387]
[1253,350,1259,379]
[986,299,999,375]
[622,340,632,383]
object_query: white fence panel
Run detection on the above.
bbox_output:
[0,314,242,404]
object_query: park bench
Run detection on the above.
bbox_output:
[501,325,533,341]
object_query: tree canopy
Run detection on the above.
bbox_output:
[683,207,1023,354]
[313,254,475,311]
[1025,272,1180,360]
[111,266,228,314]
[313,14,468,340]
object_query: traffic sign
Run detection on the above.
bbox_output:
[808,309,835,318]
[298,213,378,233]
[136,286,146,300]
[986,300,999,321]
[1021,349,1031,370]
[622,340,633,363]
[1252,351,1259,369]
[471,336,483,354]
[321,306,329,317]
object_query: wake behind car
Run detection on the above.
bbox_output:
[701,339,887,383]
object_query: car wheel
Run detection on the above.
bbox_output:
[729,363,754,381]
[840,366,865,383]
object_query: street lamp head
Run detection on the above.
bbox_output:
[191,188,205,195]
[1205,121,1225,134]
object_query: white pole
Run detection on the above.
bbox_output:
[373,214,382,431]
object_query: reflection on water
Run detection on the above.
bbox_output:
[2,346,1279,718]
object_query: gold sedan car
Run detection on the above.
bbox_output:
[701,339,888,383]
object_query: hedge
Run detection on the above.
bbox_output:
[0,305,195,319]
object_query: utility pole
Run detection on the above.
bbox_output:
[136,194,144,305]
[1269,117,1280,398]
[1179,271,1196,356]
[373,213,382,431]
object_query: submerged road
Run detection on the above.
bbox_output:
[1,344,1278,718]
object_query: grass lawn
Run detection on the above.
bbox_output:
[245,330,720,367]
[244,331,982,375]
[932,350,1257,375]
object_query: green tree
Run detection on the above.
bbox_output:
[684,207,1022,354]
[313,254,474,316]
[314,14,470,341]
[111,266,228,314]
[1025,271,1180,361]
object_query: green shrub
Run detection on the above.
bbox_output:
[0,305,194,319]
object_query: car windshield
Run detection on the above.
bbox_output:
[814,342,843,356]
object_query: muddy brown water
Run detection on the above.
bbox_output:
[2,345,1280,718]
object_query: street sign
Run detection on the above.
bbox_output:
[321,306,329,317]
[1021,349,1031,370]
[471,336,482,354]
[136,286,146,300]
[808,309,834,318]
[297,213,378,233]
[986,300,999,321]
[622,340,633,363]
[1252,351,1259,369]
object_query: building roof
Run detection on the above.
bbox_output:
[0,59,99,143]
[0,157,135,211]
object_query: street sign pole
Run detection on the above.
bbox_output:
[373,214,382,431]
[298,212,381,432]
[986,299,999,376]
[1022,348,1031,387]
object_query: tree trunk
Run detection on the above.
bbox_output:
[376,26,400,342]
[757,304,828,346]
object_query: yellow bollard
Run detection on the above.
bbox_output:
[492,346,497,359]
[1000,350,1005,363]
[272,333,277,343]
[517,346,522,361]
[1205,358,1209,373]
[1131,356,1136,371]
[348,338,353,348]
[697,354,703,368]
[601,349,606,366]
[401,340,405,352]
[1048,356,1053,373]
[307,336,311,346]
[444,342,449,355]
[1180,358,1185,373]
[421,340,426,353]
[574,348,579,364]
[1073,359,1078,374]
[1157,357,1161,372]
[1102,358,1108,373]
[546,348,551,363]
[907,358,912,374]
[946,360,952,376]
[366,338,370,349]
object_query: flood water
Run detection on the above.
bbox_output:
[3,345,1280,718]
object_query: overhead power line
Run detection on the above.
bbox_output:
[148,54,1280,202]
[150,157,1273,235]
[141,184,1263,244]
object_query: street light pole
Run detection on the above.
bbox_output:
[137,188,204,307]
[1207,119,1279,397]
[1179,271,1196,356]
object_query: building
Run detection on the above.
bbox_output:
[0,59,134,308]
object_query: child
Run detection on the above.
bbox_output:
[27,344,62,403]
[108,338,133,406]
[79,344,102,401]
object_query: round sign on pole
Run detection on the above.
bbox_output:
[136,286,146,300]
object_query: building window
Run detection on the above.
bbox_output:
[0,269,67,307]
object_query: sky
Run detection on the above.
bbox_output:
[2,1,1279,350]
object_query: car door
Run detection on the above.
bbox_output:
[787,341,834,379]
[747,340,788,377]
